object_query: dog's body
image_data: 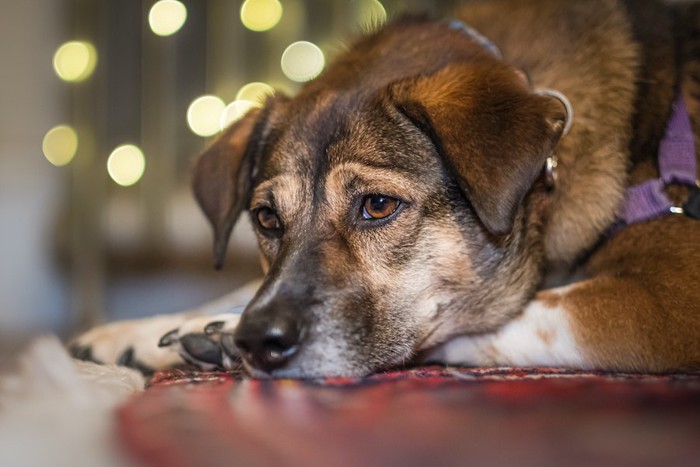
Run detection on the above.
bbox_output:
[73,0,700,378]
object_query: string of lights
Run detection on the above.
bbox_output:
[27,0,457,331]
[41,0,388,188]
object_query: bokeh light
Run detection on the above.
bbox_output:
[53,41,98,82]
[187,95,226,137]
[220,100,258,130]
[236,82,275,104]
[42,125,79,167]
[149,0,187,36]
[240,0,283,32]
[357,0,387,29]
[107,144,146,187]
[281,41,325,82]
[218,82,276,129]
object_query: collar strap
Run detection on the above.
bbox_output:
[615,94,699,229]
[447,20,503,60]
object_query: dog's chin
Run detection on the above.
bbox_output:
[255,366,370,380]
[242,357,375,380]
[241,348,410,379]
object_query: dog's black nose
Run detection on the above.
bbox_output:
[233,309,304,373]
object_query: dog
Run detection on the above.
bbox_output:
[71,0,700,378]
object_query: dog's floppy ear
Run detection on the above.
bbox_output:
[192,109,262,269]
[391,63,566,235]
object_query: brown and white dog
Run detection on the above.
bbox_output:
[72,0,700,378]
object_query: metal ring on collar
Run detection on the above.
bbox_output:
[535,88,574,137]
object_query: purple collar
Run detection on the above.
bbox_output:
[614,94,699,231]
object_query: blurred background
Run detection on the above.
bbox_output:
[0,0,461,349]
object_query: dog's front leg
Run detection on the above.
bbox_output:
[68,280,260,374]
[428,241,700,374]
[433,219,700,372]
[427,285,590,368]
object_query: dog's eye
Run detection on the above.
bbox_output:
[256,207,282,231]
[362,194,400,220]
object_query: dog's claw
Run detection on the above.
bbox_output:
[204,321,225,335]
[117,346,155,376]
[117,347,135,366]
[69,344,97,362]
[158,328,180,348]
[179,334,223,366]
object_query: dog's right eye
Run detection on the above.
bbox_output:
[255,207,282,232]
[361,194,402,221]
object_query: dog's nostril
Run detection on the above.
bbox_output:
[233,317,303,373]
[261,335,298,359]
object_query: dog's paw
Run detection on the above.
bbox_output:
[69,313,244,375]
[68,315,193,375]
[160,314,243,371]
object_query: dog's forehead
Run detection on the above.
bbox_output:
[260,89,439,182]
[264,91,361,173]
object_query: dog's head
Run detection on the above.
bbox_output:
[192,19,566,377]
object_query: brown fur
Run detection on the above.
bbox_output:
[566,216,700,372]
[456,0,640,266]
[191,0,700,376]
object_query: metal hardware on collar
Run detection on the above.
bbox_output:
[447,20,503,60]
[670,206,685,215]
[545,156,558,188]
[535,89,574,189]
[534,88,575,137]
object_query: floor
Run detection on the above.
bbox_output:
[118,366,700,467]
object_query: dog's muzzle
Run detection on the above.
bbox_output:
[229,302,307,374]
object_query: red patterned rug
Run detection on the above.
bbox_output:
[117,367,700,467]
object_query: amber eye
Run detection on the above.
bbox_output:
[362,194,400,220]
[256,207,282,231]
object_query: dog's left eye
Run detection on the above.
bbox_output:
[362,194,401,220]
[256,207,282,232]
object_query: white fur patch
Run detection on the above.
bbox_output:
[428,286,588,368]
